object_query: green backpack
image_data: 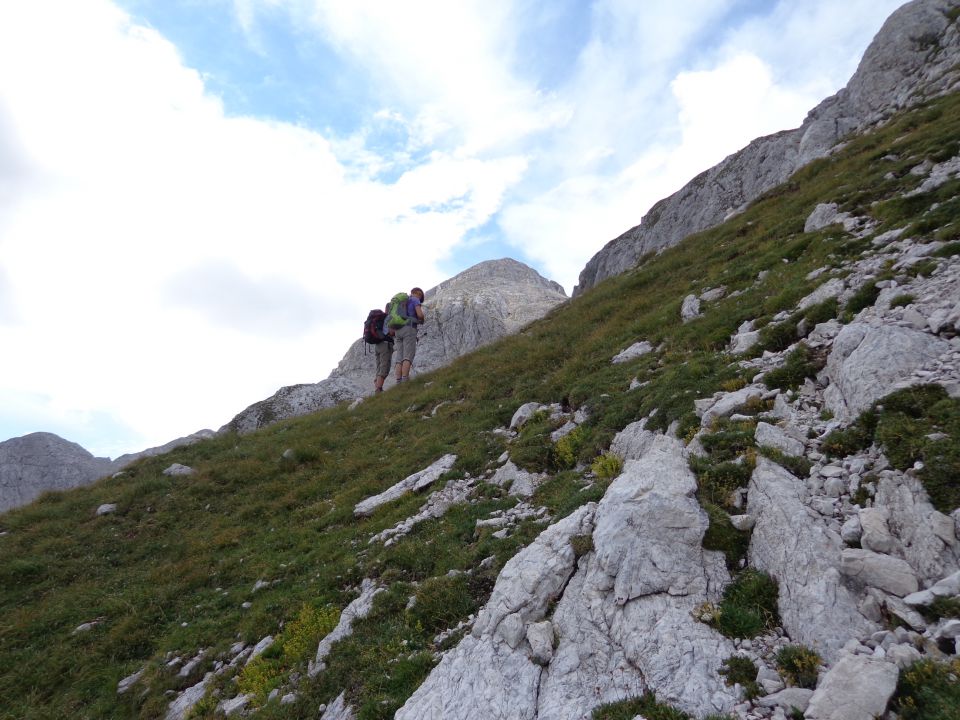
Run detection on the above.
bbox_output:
[386,292,410,329]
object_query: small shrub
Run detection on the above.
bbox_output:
[511,411,556,472]
[758,447,812,479]
[756,320,797,354]
[690,455,755,509]
[700,424,757,462]
[591,693,691,720]
[737,395,770,416]
[236,603,340,702]
[890,293,916,308]
[906,258,939,277]
[893,658,960,720]
[919,596,960,622]
[407,573,478,635]
[763,344,824,391]
[821,423,873,459]
[843,280,880,318]
[701,502,751,570]
[281,604,340,662]
[775,645,822,689]
[719,655,761,699]
[802,297,839,326]
[570,534,594,558]
[591,452,624,480]
[186,694,219,719]
[933,239,960,257]
[711,569,780,639]
[554,427,586,470]
[851,475,874,507]
[237,655,285,701]
[876,413,929,469]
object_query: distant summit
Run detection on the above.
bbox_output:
[0,432,114,513]
[0,429,215,514]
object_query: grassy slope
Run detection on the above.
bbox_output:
[1,91,959,720]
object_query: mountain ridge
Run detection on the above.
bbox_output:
[575,0,960,294]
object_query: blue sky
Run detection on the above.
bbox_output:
[0,0,907,457]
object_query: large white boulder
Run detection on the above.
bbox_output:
[748,458,877,662]
[353,454,457,517]
[805,653,899,720]
[397,429,737,720]
[840,549,919,597]
[823,323,948,423]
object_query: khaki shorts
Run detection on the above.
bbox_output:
[395,324,418,364]
[375,341,393,377]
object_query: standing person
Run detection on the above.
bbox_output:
[373,307,394,393]
[394,287,425,383]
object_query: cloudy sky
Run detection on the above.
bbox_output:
[0,0,907,458]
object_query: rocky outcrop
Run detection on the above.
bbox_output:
[353,454,458,518]
[396,429,738,720]
[0,432,115,513]
[112,429,215,468]
[748,458,878,663]
[309,579,385,677]
[823,323,949,423]
[218,376,364,435]
[575,0,960,294]
[220,258,566,434]
[804,652,899,720]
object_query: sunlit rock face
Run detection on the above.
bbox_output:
[575,0,960,295]
[0,432,115,513]
[330,258,567,392]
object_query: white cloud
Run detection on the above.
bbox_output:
[0,0,912,457]
[669,53,815,173]
[298,0,571,154]
[499,0,907,290]
[0,0,529,456]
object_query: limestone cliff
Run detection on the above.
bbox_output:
[575,0,960,294]
[0,432,114,513]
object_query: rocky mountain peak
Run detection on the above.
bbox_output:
[0,432,114,513]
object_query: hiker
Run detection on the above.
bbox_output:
[362,305,394,392]
[394,287,425,383]
[374,309,394,393]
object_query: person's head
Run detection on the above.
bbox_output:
[410,287,425,301]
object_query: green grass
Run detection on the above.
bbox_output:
[763,344,826,391]
[821,385,960,512]
[775,645,822,689]
[719,655,761,699]
[710,569,780,639]
[893,659,960,720]
[701,501,751,570]
[2,89,960,719]
[889,293,916,308]
[591,693,735,720]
